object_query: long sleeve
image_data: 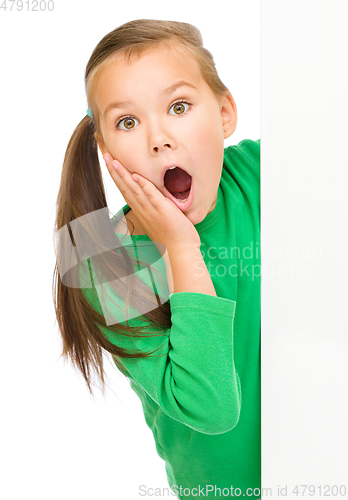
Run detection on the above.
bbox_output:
[79,251,241,436]
[72,139,261,494]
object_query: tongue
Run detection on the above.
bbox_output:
[164,167,192,199]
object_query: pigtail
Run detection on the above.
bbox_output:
[53,115,171,397]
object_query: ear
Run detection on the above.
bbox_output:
[219,92,237,139]
[94,131,109,156]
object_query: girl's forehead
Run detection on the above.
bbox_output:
[97,42,200,81]
[94,44,204,101]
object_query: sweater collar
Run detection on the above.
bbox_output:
[193,183,223,235]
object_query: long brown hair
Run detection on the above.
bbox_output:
[53,19,229,396]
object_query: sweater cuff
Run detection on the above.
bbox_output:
[169,291,236,317]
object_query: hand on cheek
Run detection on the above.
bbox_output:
[101,153,200,252]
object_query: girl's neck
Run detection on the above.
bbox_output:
[115,209,147,236]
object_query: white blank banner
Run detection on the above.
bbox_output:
[261,1,348,498]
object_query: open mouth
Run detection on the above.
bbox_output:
[163,166,192,201]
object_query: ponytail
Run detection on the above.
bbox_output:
[53,115,171,396]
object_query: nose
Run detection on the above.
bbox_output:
[148,119,177,154]
[153,143,170,153]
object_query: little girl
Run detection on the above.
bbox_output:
[54,19,261,500]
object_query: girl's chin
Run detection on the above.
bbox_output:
[184,206,208,227]
[187,194,217,225]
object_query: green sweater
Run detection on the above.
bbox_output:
[80,139,260,499]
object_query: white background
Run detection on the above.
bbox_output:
[1,0,347,499]
[261,1,348,497]
[0,2,259,499]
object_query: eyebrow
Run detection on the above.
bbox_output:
[103,80,198,118]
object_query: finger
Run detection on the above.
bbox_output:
[131,172,164,209]
[110,161,143,205]
[103,153,120,176]
[103,154,124,180]
[102,155,130,189]
[103,153,115,164]
[102,155,165,214]
[103,156,127,193]
[104,157,156,213]
[115,163,158,209]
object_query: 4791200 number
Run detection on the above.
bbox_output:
[0,0,54,11]
[291,484,347,496]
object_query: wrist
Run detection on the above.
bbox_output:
[165,240,201,257]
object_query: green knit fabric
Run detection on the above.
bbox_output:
[81,139,261,499]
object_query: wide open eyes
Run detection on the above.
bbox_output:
[117,117,140,131]
[168,100,190,116]
[116,100,191,131]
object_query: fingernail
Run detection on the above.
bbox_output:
[103,154,110,163]
[111,162,119,171]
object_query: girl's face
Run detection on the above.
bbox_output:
[94,42,237,226]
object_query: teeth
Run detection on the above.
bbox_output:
[178,198,188,203]
[169,166,177,170]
